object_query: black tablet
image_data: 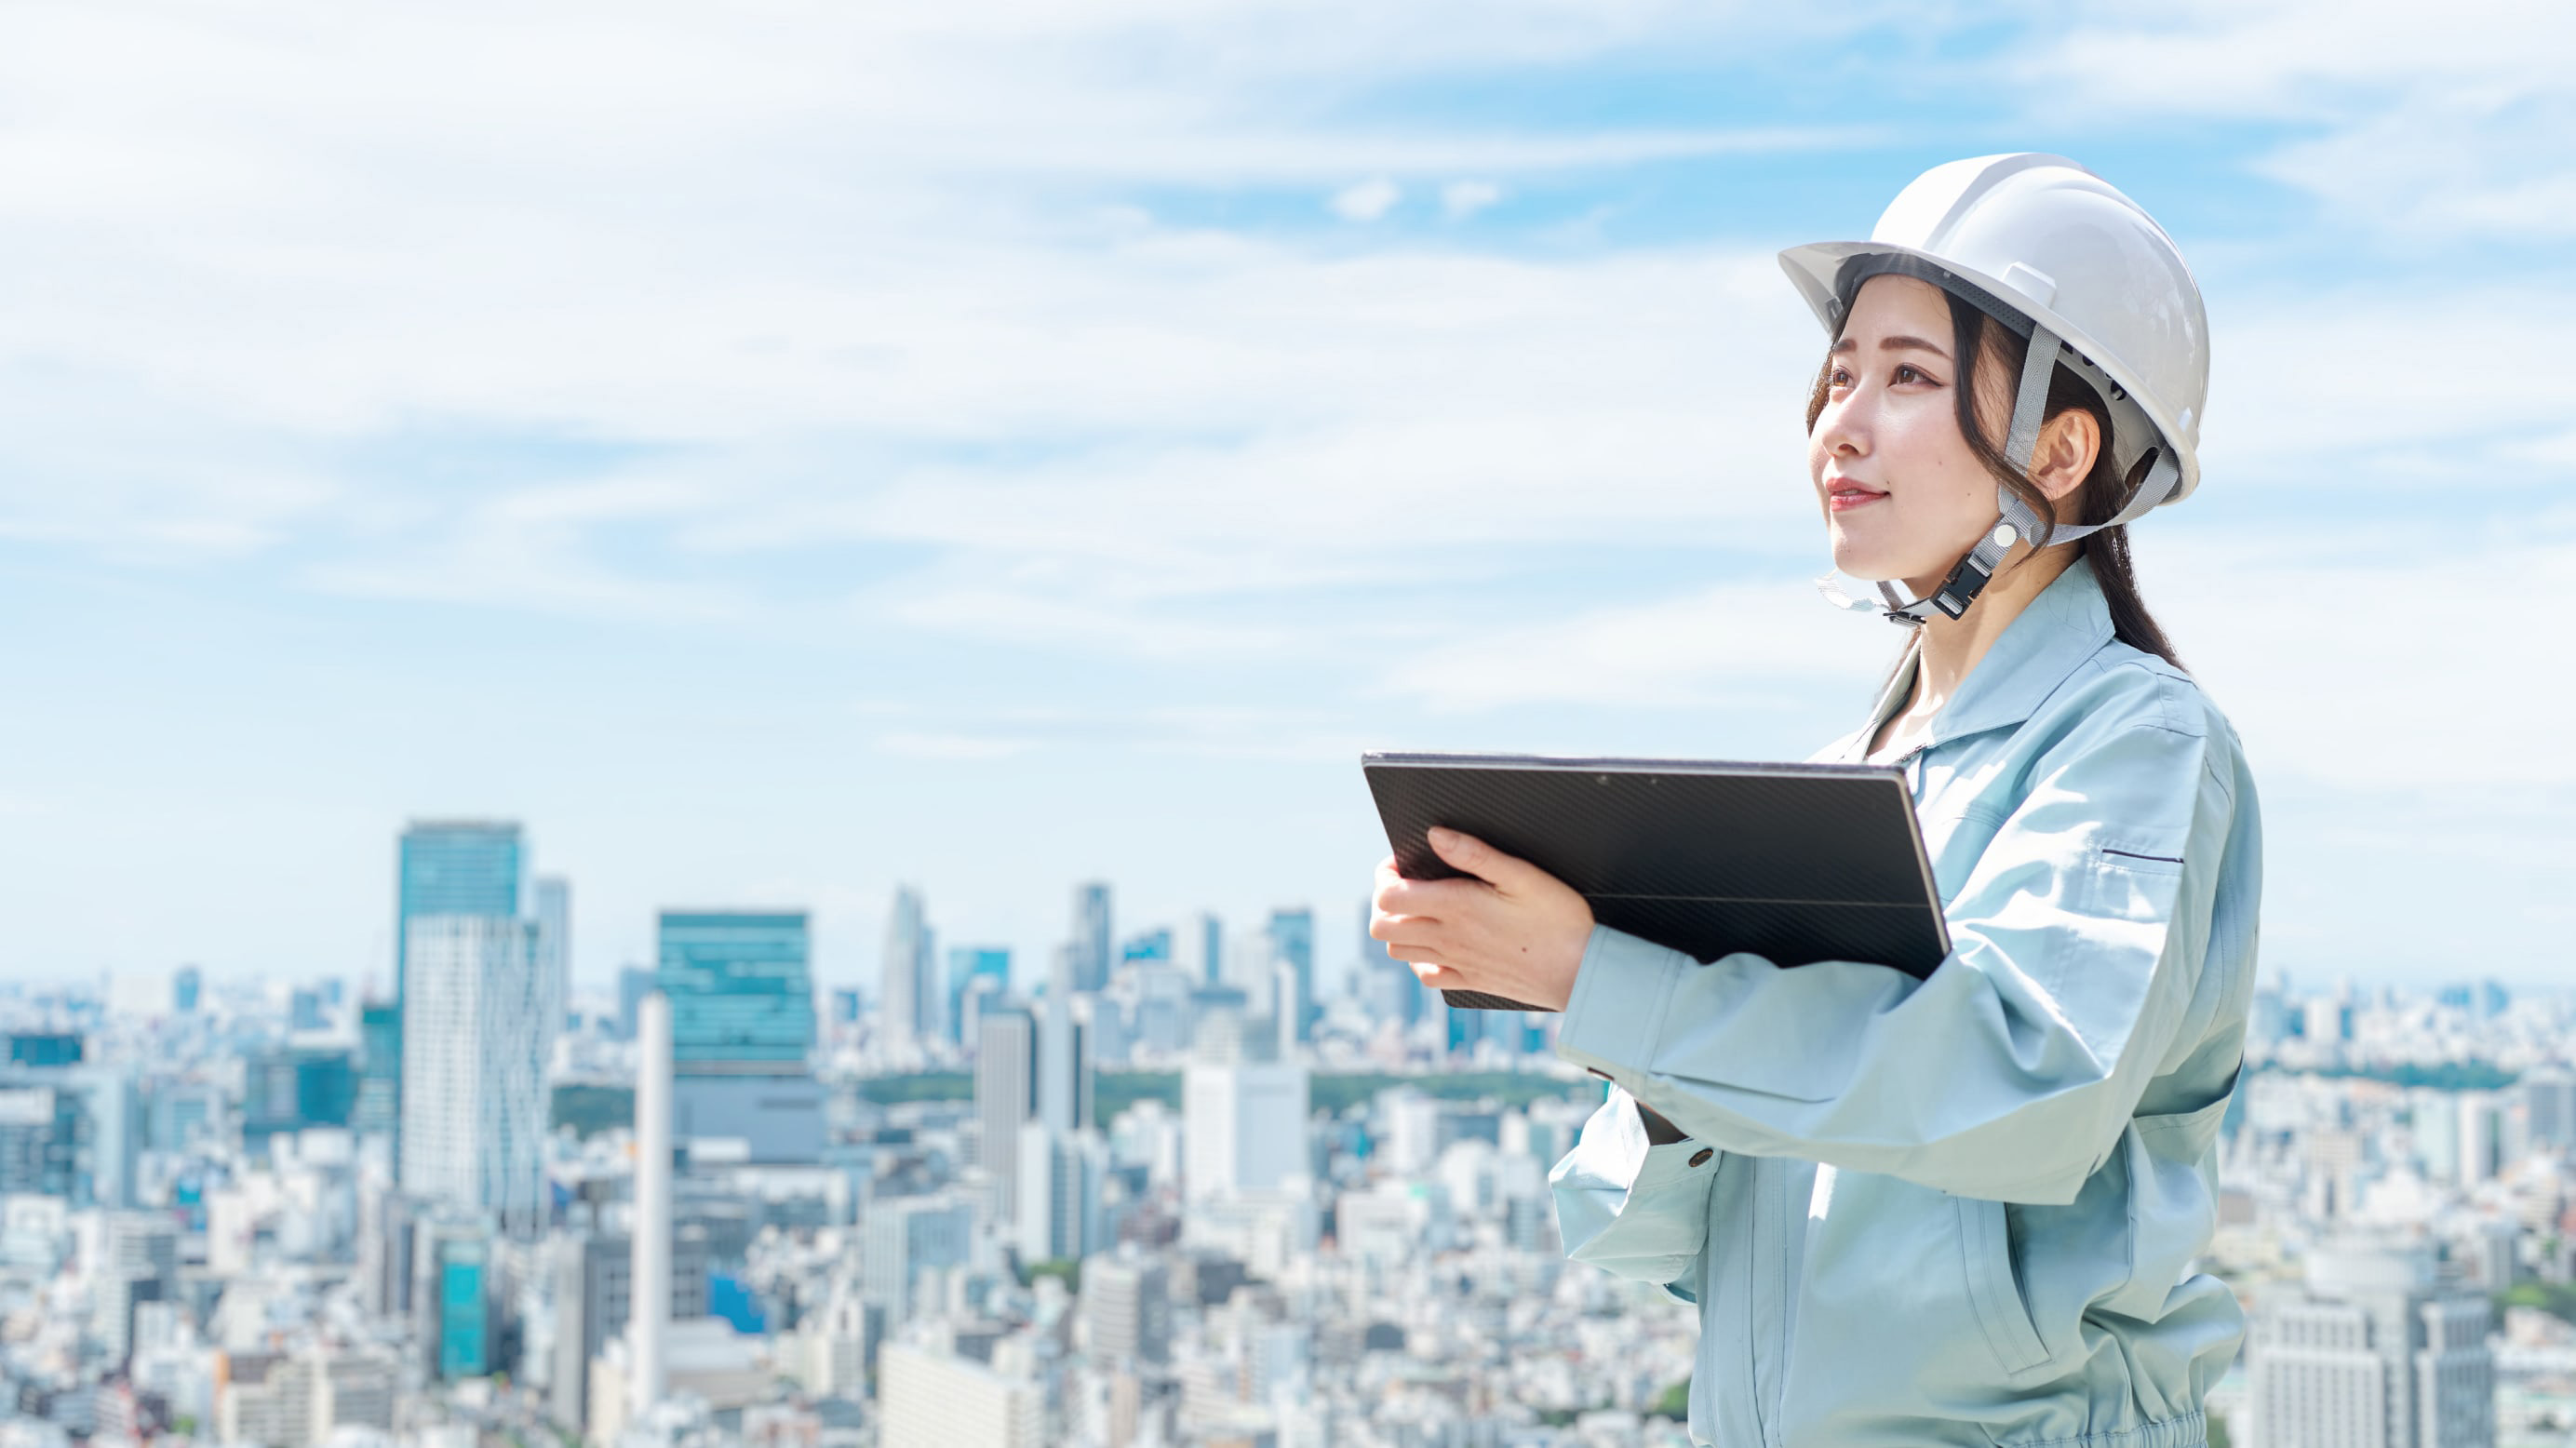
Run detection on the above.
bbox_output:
[1363,752,1950,1012]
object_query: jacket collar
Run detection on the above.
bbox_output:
[1857,555,2116,758]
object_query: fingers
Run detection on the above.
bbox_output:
[1426,826,1545,893]
[1372,916,1444,951]
[1387,946,1465,989]
[1373,873,1477,921]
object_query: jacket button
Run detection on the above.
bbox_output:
[1688,1148,1714,1167]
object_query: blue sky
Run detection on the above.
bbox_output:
[2,1,2571,998]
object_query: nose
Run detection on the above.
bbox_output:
[1812,380,1870,462]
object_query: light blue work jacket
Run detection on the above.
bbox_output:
[1549,556,2259,1448]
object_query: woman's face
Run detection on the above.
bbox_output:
[1806,274,2005,587]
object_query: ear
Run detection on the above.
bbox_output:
[2029,408,2101,510]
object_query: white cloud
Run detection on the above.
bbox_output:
[1383,578,1892,712]
[2017,1,2576,242]
[1331,178,1403,222]
[1441,179,1504,220]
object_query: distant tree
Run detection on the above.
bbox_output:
[1650,1378,1689,1420]
[1023,1257,1081,1294]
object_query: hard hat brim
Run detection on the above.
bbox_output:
[1778,239,2200,504]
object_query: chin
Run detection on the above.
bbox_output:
[1830,533,1925,584]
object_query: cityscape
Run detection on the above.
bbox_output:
[0,818,2568,1447]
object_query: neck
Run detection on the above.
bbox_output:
[1902,543,2080,715]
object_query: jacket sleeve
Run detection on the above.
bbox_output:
[1549,1086,1719,1297]
[1554,710,2240,1206]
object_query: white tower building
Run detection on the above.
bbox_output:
[1184,1061,1309,1201]
[399,916,551,1238]
[629,991,673,1420]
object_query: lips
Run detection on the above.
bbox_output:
[1825,477,1886,512]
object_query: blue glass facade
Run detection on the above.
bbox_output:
[354,1001,400,1135]
[244,1047,357,1146]
[1268,907,1315,1043]
[438,1246,489,1379]
[946,946,1011,1043]
[397,821,526,998]
[657,911,814,1072]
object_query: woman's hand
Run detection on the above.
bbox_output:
[1370,827,1595,1012]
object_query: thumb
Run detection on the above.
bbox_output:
[1428,827,1542,892]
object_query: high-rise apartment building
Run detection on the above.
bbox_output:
[656,910,823,1161]
[2251,1240,2494,1448]
[398,917,551,1238]
[1070,883,1113,994]
[393,820,528,1165]
[881,887,938,1051]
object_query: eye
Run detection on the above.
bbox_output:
[1893,363,1938,385]
[1827,365,1854,389]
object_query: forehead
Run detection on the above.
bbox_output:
[1842,273,1952,336]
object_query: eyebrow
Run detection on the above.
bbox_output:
[1827,334,1954,361]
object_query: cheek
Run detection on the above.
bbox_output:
[1883,412,1989,514]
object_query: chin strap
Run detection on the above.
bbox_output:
[1817,323,2184,625]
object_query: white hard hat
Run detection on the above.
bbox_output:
[1780,154,2211,621]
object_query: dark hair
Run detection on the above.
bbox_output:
[1805,288,2184,668]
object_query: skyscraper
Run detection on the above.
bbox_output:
[947,946,1011,1048]
[656,911,823,1161]
[396,822,527,999]
[394,820,528,1165]
[1070,883,1113,994]
[399,917,551,1239]
[533,875,571,1025]
[881,887,938,1051]
[1266,906,1315,1044]
[1186,912,1223,988]
[976,1009,1037,1220]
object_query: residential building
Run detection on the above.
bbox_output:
[399,916,551,1237]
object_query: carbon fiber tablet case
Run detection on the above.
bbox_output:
[1364,752,1949,1012]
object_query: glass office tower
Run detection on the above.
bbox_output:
[656,910,824,1160]
[657,911,815,1070]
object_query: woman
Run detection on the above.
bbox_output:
[1369,154,2257,1448]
